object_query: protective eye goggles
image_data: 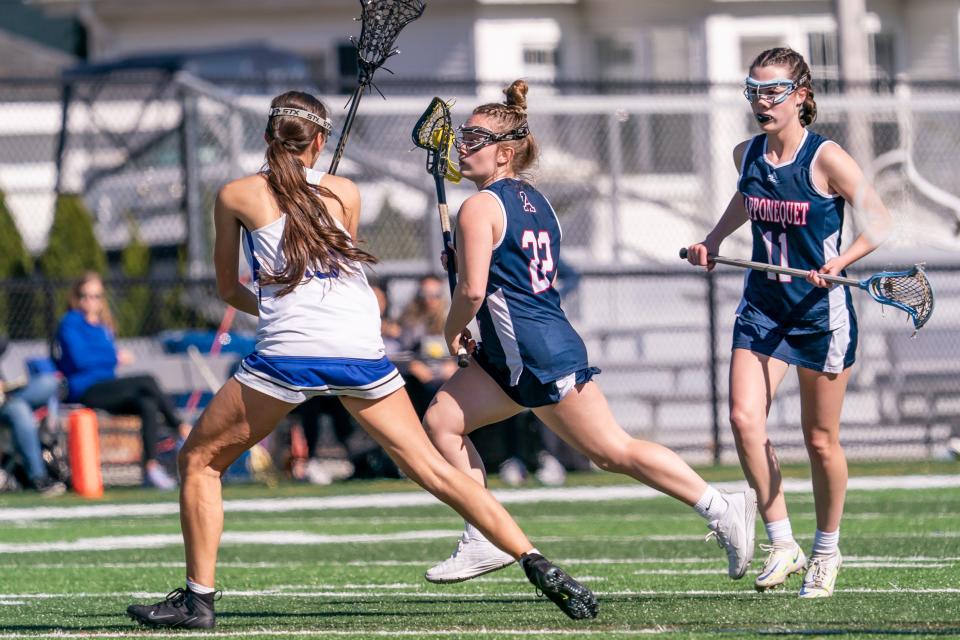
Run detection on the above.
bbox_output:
[743,76,804,105]
[455,123,529,152]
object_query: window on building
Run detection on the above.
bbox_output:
[597,38,633,67]
[808,31,896,87]
[596,36,635,81]
[870,32,896,81]
[808,31,839,83]
[305,52,327,84]
[336,42,359,93]
[522,45,559,81]
[522,46,559,67]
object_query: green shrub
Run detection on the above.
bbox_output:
[116,216,151,337]
[39,193,107,278]
[39,193,108,323]
[0,190,40,338]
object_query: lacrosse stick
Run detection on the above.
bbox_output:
[678,248,935,332]
[412,97,468,367]
[328,0,426,175]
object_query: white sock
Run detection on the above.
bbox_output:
[765,518,796,548]
[811,528,840,557]
[186,579,215,595]
[521,547,542,560]
[693,485,728,521]
[464,521,486,541]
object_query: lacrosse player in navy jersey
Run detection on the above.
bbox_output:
[686,48,892,598]
[422,79,758,586]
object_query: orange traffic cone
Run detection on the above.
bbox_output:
[68,408,103,498]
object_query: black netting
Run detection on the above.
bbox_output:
[355,0,427,82]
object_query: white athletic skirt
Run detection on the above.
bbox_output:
[234,352,405,404]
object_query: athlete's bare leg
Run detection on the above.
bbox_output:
[532,381,708,505]
[178,379,296,587]
[728,348,791,523]
[797,366,851,532]
[421,363,524,486]
[341,387,534,558]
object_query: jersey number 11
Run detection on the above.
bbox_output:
[762,231,792,283]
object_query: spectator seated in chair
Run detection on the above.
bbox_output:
[53,272,190,490]
[398,276,459,418]
[0,336,66,496]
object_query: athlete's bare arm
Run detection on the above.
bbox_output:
[319,174,362,238]
[213,179,260,316]
[808,143,892,284]
[443,192,501,356]
[686,140,752,269]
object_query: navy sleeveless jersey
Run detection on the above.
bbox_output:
[737,129,856,334]
[471,178,588,384]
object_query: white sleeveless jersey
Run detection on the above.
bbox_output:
[241,168,385,360]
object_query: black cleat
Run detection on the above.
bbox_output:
[521,553,599,620]
[127,587,217,629]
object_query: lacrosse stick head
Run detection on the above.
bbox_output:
[353,0,426,83]
[412,96,461,183]
[866,265,935,331]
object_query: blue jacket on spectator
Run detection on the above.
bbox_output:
[55,309,118,402]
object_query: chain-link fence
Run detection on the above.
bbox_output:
[0,75,958,462]
[0,265,957,463]
[4,75,960,265]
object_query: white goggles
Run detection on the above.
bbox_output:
[268,107,333,133]
[743,76,802,105]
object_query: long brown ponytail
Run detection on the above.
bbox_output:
[750,48,817,127]
[262,91,376,297]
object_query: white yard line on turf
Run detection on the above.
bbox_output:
[0,555,954,570]
[0,530,458,554]
[5,530,960,555]
[2,474,959,523]
[2,588,959,601]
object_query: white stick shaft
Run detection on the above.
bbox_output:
[186,345,224,393]
[710,255,862,287]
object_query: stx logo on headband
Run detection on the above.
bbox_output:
[268,107,333,132]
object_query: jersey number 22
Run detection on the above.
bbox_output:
[521,230,555,293]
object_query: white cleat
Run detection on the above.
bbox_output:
[424,533,516,584]
[755,542,807,592]
[799,551,842,598]
[704,488,757,579]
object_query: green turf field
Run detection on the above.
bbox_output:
[0,462,958,639]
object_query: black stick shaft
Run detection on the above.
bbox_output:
[328,84,365,175]
[435,174,457,291]
[434,173,469,368]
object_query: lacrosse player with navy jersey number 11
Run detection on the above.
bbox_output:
[686,48,892,598]
[422,79,758,588]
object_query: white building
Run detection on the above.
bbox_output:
[35,0,960,85]
[6,0,955,263]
